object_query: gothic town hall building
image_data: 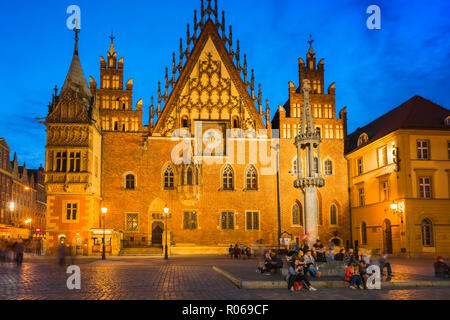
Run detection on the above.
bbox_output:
[42,1,349,255]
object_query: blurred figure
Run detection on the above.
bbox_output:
[335,248,346,261]
[13,240,25,266]
[434,256,449,278]
[0,240,6,264]
[57,241,67,266]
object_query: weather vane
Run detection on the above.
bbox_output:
[109,30,116,44]
[308,34,314,47]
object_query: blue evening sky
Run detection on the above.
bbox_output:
[0,0,449,168]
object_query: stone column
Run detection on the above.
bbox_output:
[304,186,318,244]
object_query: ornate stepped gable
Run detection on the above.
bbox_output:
[46,29,96,125]
[151,0,270,136]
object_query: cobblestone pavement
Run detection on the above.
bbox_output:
[0,256,449,300]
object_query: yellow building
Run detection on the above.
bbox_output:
[346,95,450,257]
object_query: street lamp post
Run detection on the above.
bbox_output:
[9,202,14,225]
[25,219,32,239]
[163,206,169,260]
[101,207,107,260]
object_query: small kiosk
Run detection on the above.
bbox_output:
[89,228,123,256]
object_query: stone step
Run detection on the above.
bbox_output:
[282,260,346,277]
[120,247,163,256]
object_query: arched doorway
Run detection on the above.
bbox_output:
[151,222,164,247]
[382,219,393,254]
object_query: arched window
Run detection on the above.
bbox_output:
[232,116,240,129]
[292,203,303,226]
[313,157,319,173]
[181,116,189,128]
[245,165,258,190]
[324,159,333,175]
[422,219,434,247]
[357,133,369,147]
[222,165,234,190]
[195,167,199,185]
[186,167,193,185]
[330,204,338,225]
[292,157,302,175]
[163,166,175,189]
[361,222,367,245]
[125,174,135,190]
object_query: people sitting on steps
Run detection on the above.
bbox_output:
[286,257,317,291]
[334,248,345,261]
[434,256,449,278]
[345,262,364,290]
[303,250,322,278]
[257,251,283,275]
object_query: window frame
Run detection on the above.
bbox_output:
[418,176,432,199]
[329,204,338,226]
[183,211,198,230]
[421,219,434,247]
[62,201,79,223]
[125,212,139,232]
[245,211,260,231]
[220,211,235,230]
[417,140,430,160]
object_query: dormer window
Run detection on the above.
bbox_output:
[357,133,369,147]
[445,116,450,127]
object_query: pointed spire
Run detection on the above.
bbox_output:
[251,69,255,99]
[243,54,248,83]
[73,27,80,55]
[228,25,233,53]
[236,40,240,66]
[60,28,92,98]
[221,11,225,36]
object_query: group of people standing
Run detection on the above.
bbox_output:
[229,244,252,260]
[0,239,25,266]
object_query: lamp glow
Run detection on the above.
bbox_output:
[101,207,108,214]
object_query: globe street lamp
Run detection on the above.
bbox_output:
[101,207,108,260]
[25,219,32,239]
[163,206,169,260]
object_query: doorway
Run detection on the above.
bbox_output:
[151,222,164,247]
[382,219,393,254]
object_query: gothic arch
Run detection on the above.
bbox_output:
[244,164,258,190]
[161,162,176,189]
[221,163,235,190]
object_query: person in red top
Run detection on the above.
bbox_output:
[345,263,364,289]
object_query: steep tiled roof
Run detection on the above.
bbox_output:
[346,95,449,154]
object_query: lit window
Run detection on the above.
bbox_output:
[377,146,388,167]
[126,213,139,231]
[357,133,369,147]
[183,211,198,230]
[421,219,434,247]
[417,140,429,160]
[419,177,432,199]
[357,158,364,175]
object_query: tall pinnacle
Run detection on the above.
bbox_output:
[74,27,80,55]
